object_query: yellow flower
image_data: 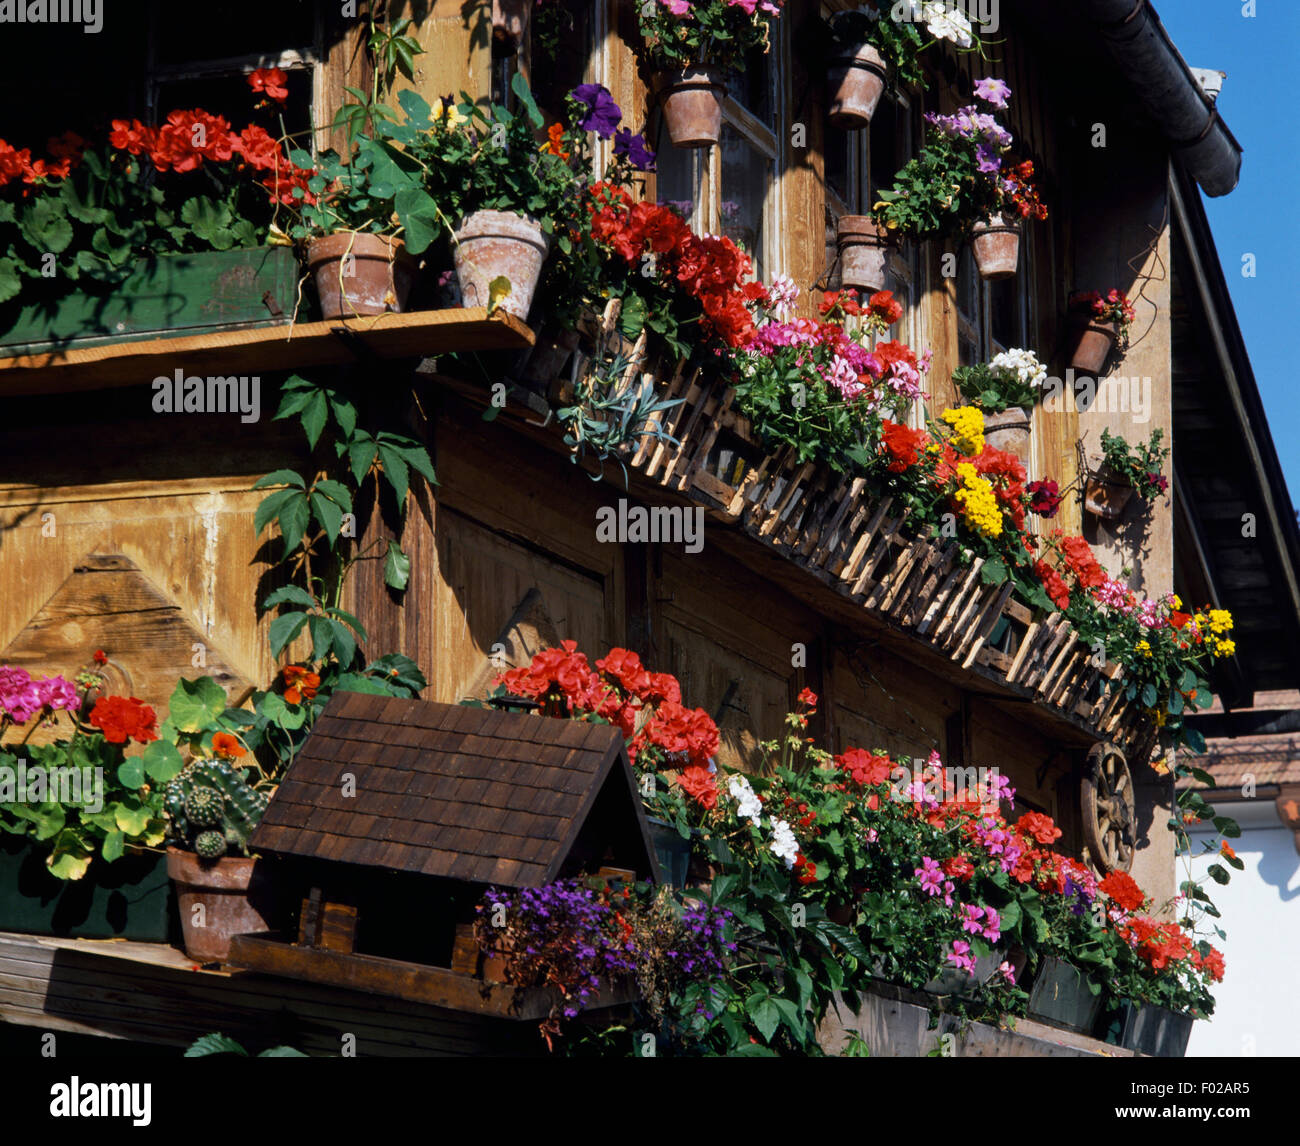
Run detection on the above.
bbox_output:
[941,406,985,456]
[953,462,1002,538]
[1213,637,1236,658]
[1135,639,1153,658]
[1171,594,1182,609]
[431,98,467,127]
[1208,609,1234,635]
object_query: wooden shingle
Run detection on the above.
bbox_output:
[250,694,658,888]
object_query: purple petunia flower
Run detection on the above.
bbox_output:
[975,143,1001,174]
[974,77,1012,109]
[570,83,622,139]
[614,127,656,172]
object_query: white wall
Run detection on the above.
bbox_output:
[1186,799,1300,1056]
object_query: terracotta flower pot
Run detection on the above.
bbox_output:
[1071,321,1120,374]
[971,214,1020,281]
[452,209,551,322]
[836,215,889,292]
[1084,458,1135,520]
[306,232,415,319]
[167,847,275,964]
[655,67,727,149]
[491,0,532,54]
[982,405,1031,462]
[828,43,888,128]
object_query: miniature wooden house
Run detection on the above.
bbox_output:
[228,691,657,1016]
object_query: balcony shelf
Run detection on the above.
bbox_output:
[0,307,534,397]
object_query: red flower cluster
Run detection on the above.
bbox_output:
[880,420,930,473]
[1119,915,1195,971]
[109,110,316,206]
[589,183,755,347]
[836,747,893,788]
[1003,160,1047,221]
[973,445,1027,530]
[0,132,83,188]
[1033,558,1071,611]
[1084,288,1136,327]
[1098,870,1146,913]
[1016,810,1063,846]
[248,66,289,104]
[88,695,159,745]
[793,852,818,885]
[818,288,903,326]
[498,642,720,792]
[1057,532,1106,589]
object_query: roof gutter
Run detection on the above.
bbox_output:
[1081,0,1242,196]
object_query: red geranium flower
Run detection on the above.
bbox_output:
[89,696,159,745]
[1099,870,1146,913]
[248,66,290,103]
[1016,811,1063,846]
[678,764,718,810]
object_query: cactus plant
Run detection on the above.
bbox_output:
[165,759,271,860]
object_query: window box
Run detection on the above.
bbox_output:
[0,246,299,359]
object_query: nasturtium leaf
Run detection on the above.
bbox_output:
[169,676,229,733]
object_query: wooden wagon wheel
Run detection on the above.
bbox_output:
[1081,741,1135,873]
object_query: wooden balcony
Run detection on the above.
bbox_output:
[436,319,1154,755]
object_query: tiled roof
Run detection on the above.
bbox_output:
[250,691,654,887]
[1178,734,1300,790]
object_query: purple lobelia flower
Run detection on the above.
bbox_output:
[570,83,622,138]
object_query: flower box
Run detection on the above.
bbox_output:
[0,834,171,942]
[647,816,692,890]
[1026,957,1103,1034]
[1101,1001,1195,1057]
[0,246,299,358]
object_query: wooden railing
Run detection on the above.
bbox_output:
[505,306,1152,752]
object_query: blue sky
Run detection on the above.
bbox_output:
[1157,0,1300,502]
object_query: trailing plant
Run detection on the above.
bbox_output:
[1099,426,1169,502]
[637,0,785,75]
[952,347,1047,414]
[556,346,685,485]
[820,1,987,92]
[872,78,1045,240]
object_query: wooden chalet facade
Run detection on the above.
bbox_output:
[0,0,1297,1055]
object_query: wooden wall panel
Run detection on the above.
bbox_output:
[829,645,960,761]
[431,507,611,705]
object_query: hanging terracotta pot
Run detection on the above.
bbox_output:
[971,214,1020,280]
[828,42,888,128]
[168,848,275,964]
[306,232,415,319]
[655,67,727,148]
[452,209,551,322]
[1084,457,1135,520]
[837,215,889,292]
[1070,320,1120,374]
[491,0,532,55]
[982,406,1031,462]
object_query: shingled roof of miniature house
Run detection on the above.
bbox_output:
[248,691,659,887]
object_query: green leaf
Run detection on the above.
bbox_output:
[116,757,145,790]
[253,469,306,490]
[262,585,318,611]
[383,540,411,590]
[102,830,125,863]
[253,489,297,538]
[307,615,335,662]
[745,994,781,1043]
[0,257,21,304]
[486,275,512,315]
[269,612,310,658]
[348,437,378,485]
[328,619,357,667]
[1141,683,1158,709]
[20,197,74,253]
[377,444,410,506]
[1212,815,1241,839]
[311,490,344,542]
[142,740,183,783]
[169,676,229,734]
[258,1046,309,1058]
[302,390,329,449]
[277,493,311,557]
[980,557,1007,585]
[184,1033,250,1058]
[1206,863,1230,885]
[114,800,151,836]
[180,197,234,249]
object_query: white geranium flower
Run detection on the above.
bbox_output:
[769,818,800,868]
[989,347,1048,389]
[728,774,764,823]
